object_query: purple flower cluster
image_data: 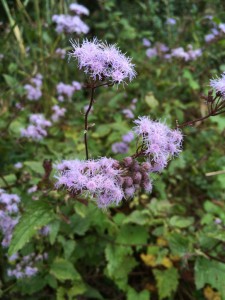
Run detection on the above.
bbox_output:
[144,42,202,61]
[21,114,52,141]
[170,45,202,61]
[7,252,48,279]
[112,131,135,154]
[69,3,89,16]
[56,81,82,102]
[0,189,20,247]
[55,48,66,59]
[204,22,225,43]
[24,74,43,101]
[55,155,155,207]
[134,116,183,172]
[70,38,136,84]
[210,72,225,97]
[55,157,124,207]
[51,105,66,122]
[52,3,89,35]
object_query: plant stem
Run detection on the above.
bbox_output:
[84,87,95,160]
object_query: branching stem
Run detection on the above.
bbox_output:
[84,87,95,160]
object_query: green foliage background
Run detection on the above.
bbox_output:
[0,0,225,299]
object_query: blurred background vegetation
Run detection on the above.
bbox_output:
[0,0,225,299]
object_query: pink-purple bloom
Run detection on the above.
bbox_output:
[21,114,52,141]
[210,72,225,97]
[51,105,66,122]
[0,189,20,247]
[56,81,82,101]
[24,74,43,101]
[52,14,89,34]
[134,116,183,172]
[70,38,136,84]
[55,157,124,207]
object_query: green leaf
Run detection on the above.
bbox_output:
[169,216,194,228]
[145,92,159,109]
[50,258,81,281]
[116,224,148,245]
[153,268,179,300]
[127,287,150,300]
[24,161,43,174]
[123,210,149,226]
[63,240,76,259]
[105,244,137,290]
[168,233,192,256]
[68,283,86,299]
[8,201,55,256]
[3,74,18,88]
[49,220,60,245]
[17,275,47,295]
[92,124,111,138]
[195,257,225,297]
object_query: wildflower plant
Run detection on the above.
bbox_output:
[55,38,183,208]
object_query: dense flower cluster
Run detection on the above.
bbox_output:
[56,81,82,102]
[52,15,89,34]
[70,38,136,84]
[21,114,52,141]
[210,72,225,97]
[0,189,20,247]
[52,3,89,35]
[145,42,202,61]
[55,157,124,207]
[134,116,183,172]
[55,155,155,207]
[51,105,66,122]
[7,252,48,279]
[24,74,43,101]
[204,21,225,43]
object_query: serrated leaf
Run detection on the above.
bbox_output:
[8,201,55,256]
[153,268,179,300]
[195,257,225,297]
[168,233,192,256]
[50,258,81,281]
[105,244,137,290]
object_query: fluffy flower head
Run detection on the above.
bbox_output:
[70,38,136,84]
[133,116,183,171]
[210,72,225,96]
[55,157,124,207]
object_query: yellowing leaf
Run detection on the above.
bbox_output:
[140,253,157,267]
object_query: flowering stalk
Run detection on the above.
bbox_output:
[177,90,225,129]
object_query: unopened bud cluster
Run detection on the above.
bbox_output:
[120,157,152,198]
